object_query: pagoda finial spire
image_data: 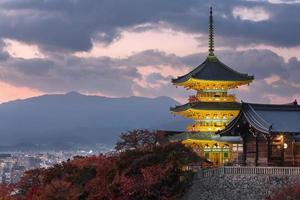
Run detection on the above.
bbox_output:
[208,6,215,57]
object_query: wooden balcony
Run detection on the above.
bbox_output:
[196,94,236,102]
[186,123,225,132]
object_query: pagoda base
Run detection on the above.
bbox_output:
[166,131,242,166]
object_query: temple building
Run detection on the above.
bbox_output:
[168,7,254,165]
[162,7,300,167]
[218,101,300,166]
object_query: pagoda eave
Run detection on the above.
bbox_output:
[170,102,241,112]
[173,78,253,90]
[171,102,241,121]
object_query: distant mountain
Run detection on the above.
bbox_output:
[0,92,190,150]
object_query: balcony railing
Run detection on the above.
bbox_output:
[186,124,225,132]
[188,94,236,103]
[193,166,300,178]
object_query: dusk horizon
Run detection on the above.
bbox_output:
[1,1,300,199]
[0,0,299,105]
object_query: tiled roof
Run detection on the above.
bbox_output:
[219,102,300,135]
[170,102,241,112]
[172,56,254,84]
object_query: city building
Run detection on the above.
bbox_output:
[0,151,92,184]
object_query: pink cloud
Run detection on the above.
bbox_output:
[75,29,204,58]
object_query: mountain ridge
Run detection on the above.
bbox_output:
[0,92,189,150]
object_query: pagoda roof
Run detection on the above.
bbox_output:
[219,101,300,135]
[170,101,241,112]
[172,56,254,84]
[157,130,242,143]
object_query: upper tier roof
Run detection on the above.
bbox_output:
[219,101,300,135]
[172,56,254,84]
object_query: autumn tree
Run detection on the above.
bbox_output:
[115,129,158,151]
[16,168,44,197]
[0,184,14,200]
[6,130,208,200]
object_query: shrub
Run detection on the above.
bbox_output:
[266,183,300,200]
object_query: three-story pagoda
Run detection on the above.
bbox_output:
[170,7,254,165]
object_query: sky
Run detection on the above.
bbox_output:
[0,0,300,104]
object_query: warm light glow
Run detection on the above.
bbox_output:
[264,74,281,85]
[75,28,203,58]
[279,135,284,140]
[0,81,44,103]
[175,109,240,120]
[177,78,253,91]
[4,38,46,59]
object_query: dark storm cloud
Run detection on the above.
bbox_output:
[0,49,184,96]
[217,49,289,79]
[0,40,10,60]
[9,58,54,76]
[0,0,200,51]
[0,0,299,52]
[123,50,184,68]
[286,57,300,84]
[145,73,172,84]
[0,54,140,96]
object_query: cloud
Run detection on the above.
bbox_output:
[267,0,300,4]
[0,0,299,53]
[3,39,45,59]
[217,49,288,79]
[232,6,270,22]
[1,44,299,104]
[75,28,202,58]
[0,0,299,104]
[0,54,140,96]
[136,49,300,104]
[0,40,10,61]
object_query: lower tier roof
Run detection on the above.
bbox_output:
[157,130,241,143]
[170,102,241,112]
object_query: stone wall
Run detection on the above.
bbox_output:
[183,174,300,200]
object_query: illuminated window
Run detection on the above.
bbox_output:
[232,144,237,151]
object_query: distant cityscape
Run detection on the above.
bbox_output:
[0,148,112,184]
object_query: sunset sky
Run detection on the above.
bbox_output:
[0,0,300,103]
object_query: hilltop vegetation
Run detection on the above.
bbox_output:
[0,130,205,200]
